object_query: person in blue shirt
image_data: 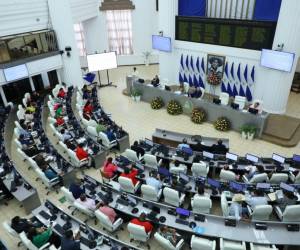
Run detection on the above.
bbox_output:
[177,138,191,151]
[69,179,85,199]
[61,230,80,250]
[146,171,162,193]
[105,127,116,141]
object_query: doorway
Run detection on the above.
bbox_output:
[2,78,32,104]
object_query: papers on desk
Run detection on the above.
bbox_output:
[193,226,205,235]
[267,192,277,202]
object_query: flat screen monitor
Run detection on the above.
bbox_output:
[207,178,220,189]
[152,35,172,52]
[260,49,295,72]
[84,176,97,186]
[246,153,259,163]
[4,64,29,82]
[293,154,300,163]
[176,207,190,217]
[226,152,238,162]
[203,151,214,159]
[87,52,118,72]
[272,153,285,164]
[229,181,245,192]
[280,182,295,193]
[256,183,271,190]
[179,173,189,183]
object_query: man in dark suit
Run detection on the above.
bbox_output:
[130,141,145,158]
[211,139,228,154]
[61,230,80,250]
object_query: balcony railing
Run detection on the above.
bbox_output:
[0,30,59,64]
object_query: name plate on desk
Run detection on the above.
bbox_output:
[224,219,237,227]
[194,214,206,222]
[255,223,268,230]
[287,224,300,232]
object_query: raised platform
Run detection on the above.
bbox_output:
[262,114,300,147]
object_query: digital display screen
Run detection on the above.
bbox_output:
[176,16,276,50]
[203,151,214,159]
[272,153,285,164]
[152,35,172,52]
[87,52,118,72]
[246,153,259,163]
[261,49,295,72]
[226,152,238,161]
[293,154,300,163]
[4,64,29,82]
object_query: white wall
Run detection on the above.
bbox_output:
[70,0,98,23]
[82,0,159,66]
[0,0,49,37]
[159,0,300,114]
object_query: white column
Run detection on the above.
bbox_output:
[41,72,50,88]
[48,0,83,87]
[158,0,178,84]
[0,86,7,106]
[260,0,300,113]
[29,77,35,91]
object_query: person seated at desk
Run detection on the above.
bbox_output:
[211,139,228,154]
[27,226,61,248]
[146,171,162,193]
[169,160,187,174]
[188,86,202,98]
[246,189,268,210]
[159,158,170,169]
[69,179,85,199]
[277,190,298,211]
[120,166,139,186]
[104,127,116,142]
[245,165,265,180]
[60,128,72,143]
[229,194,248,221]
[101,157,118,179]
[75,143,89,160]
[26,103,36,113]
[82,85,91,100]
[98,201,117,223]
[19,134,39,156]
[18,120,32,139]
[35,154,60,181]
[96,123,107,134]
[55,116,65,127]
[177,138,191,151]
[193,186,210,198]
[11,216,42,234]
[151,75,160,87]
[55,104,65,118]
[30,91,40,103]
[61,230,80,250]
[57,87,66,99]
[24,110,34,124]
[131,141,145,158]
[76,194,101,210]
[130,212,153,234]
[83,100,93,117]
[249,102,262,114]
[158,226,182,247]
[132,67,139,77]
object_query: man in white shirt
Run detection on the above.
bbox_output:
[61,128,72,142]
[76,194,100,210]
[229,194,248,220]
[146,171,162,193]
[246,189,268,209]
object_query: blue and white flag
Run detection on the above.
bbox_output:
[251,66,255,83]
[180,54,184,70]
[179,72,184,83]
[221,81,227,93]
[201,57,205,73]
[246,86,253,101]
[233,84,238,97]
[243,65,248,83]
[239,85,245,97]
[190,56,194,72]
[185,55,189,71]
[183,73,188,83]
[199,75,205,88]
[196,57,200,73]
[227,83,233,97]
[224,62,229,79]
[230,62,235,80]
[193,75,199,87]
[189,74,194,86]
[237,64,241,83]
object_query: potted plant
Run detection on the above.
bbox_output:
[150,97,164,109]
[142,51,152,66]
[191,108,206,124]
[214,117,231,132]
[131,88,142,102]
[167,100,183,115]
[247,125,257,140]
[240,124,250,139]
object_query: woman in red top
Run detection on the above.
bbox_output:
[83,100,93,115]
[130,213,153,233]
[75,143,89,160]
[55,117,65,126]
[57,88,66,99]
[102,157,118,178]
[120,166,138,186]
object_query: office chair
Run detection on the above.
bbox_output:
[191,195,212,214]
[95,209,123,235]
[269,173,288,184]
[122,148,140,162]
[243,173,269,184]
[86,126,100,142]
[16,110,24,120]
[72,200,97,224]
[118,176,140,194]
[127,222,151,249]
[234,96,247,110]
[2,221,22,247]
[163,187,185,207]
[248,205,272,221]
[220,92,229,106]
[154,232,185,250]
[290,171,300,184]
[141,184,162,201]
[143,154,158,169]
[220,238,246,250]
[19,231,52,250]
[221,193,233,218]
[169,163,187,174]
[220,169,236,182]
[60,187,75,209]
[191,162,209,177]
[249,243,278,250]
[190,235,216,250]
[275,204,300,222]
[99,132,118,149]
[34,168,60,195]
[67,149,89,169]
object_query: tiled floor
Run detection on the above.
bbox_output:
[1,64,300,250]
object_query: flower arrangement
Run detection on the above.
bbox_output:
[167,100,183,115]
[150,97,164,110]
[214,117,231,131]
[191,108,206,124]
